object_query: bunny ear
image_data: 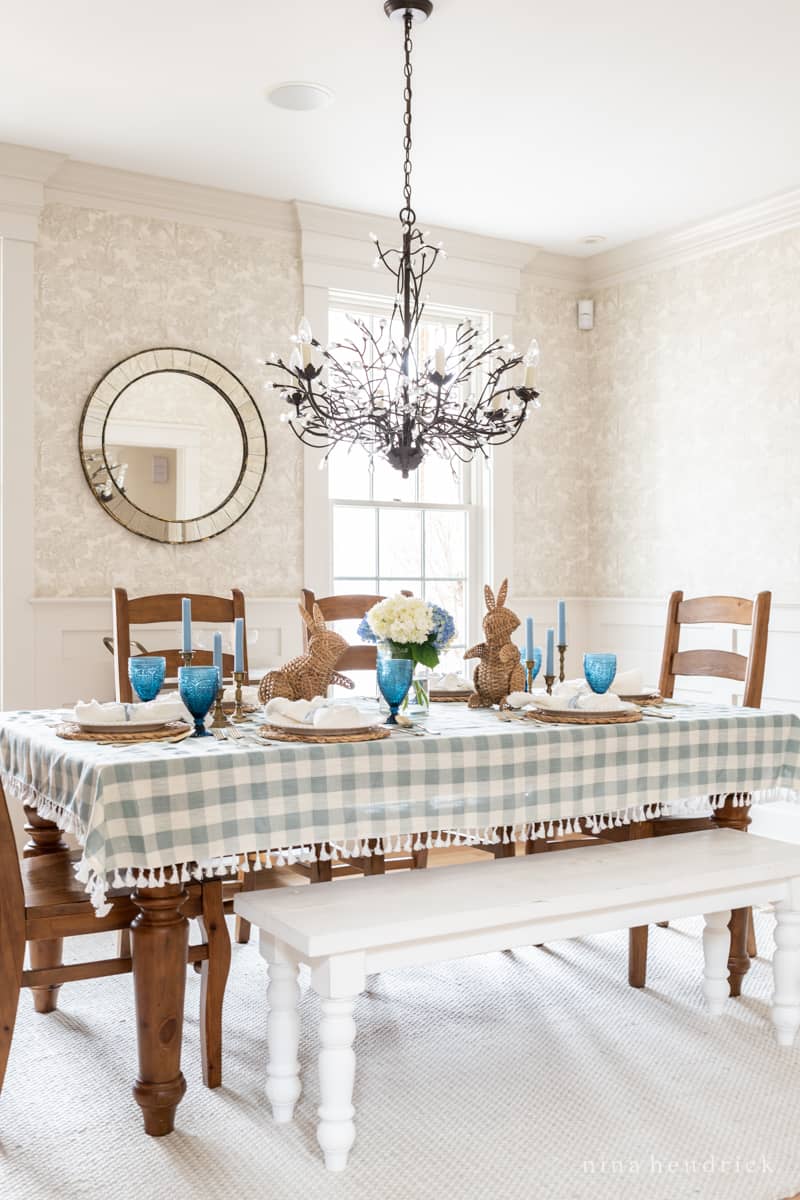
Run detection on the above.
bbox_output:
[298,602,315,631]
[496,579,509,608]
[312,603,327,630]
[484,584,495,612]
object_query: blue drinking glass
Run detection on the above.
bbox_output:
[128,656,166,702]
[376,643,414,725]
[583,653,617,695]
[519,645,543,685]
[178,666,220,737]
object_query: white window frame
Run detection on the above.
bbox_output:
[298,206,518,651]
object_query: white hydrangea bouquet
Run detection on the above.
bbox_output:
[358,594,456,669]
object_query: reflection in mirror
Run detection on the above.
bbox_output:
[79,348,267,545]
[104,374,245,522]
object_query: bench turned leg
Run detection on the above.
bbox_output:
[771,901,800,1047]
[265,961,302,1122]
[317,996,357,1171]
[703,910,732,1015]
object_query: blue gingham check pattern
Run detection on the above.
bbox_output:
[1,704,799,908]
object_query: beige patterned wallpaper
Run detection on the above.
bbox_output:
[513,274,591,596]
[589,227,800,601]
[34,203,303,596]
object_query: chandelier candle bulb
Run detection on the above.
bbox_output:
[435,345,446,375]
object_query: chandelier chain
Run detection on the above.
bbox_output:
[400,10,415,230]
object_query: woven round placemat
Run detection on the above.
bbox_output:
[259,723,390,744]
[222,701,258,715]
[619,692,662,705]
[430,691,472,703]
[56,721,192,743]
[524,707,642,725]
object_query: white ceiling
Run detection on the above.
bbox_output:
[3,0,800,254]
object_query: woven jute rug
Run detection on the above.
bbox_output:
[2,889,799,1200]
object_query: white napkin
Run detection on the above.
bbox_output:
[312,704,374,729]
[431,672,472,692]
[609,668,645,696]
[264,696,327,725]
[74,694,188,725]
[576,692,637,712]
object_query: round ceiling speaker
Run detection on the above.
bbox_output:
[267,82,334,112]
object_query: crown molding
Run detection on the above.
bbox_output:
[45,158,297,240]
[522,249,590,293]
[586,186,800,288]
[0,142,66,241]
[294,200,543,317]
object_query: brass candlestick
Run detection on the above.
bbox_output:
[210,685,230,730]
[525,659,535,693]
[180,650,194,667]
[558,644,567,683]
[231,671,246,722]
[544,673,555,695]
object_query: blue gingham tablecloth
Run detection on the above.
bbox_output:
[1,702,799,914]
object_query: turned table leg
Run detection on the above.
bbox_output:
[703,910,732,1015]
[265,960,302,1122]
[23,807,69,1013]
[771,898,800,1047]
[711,794,752,996]
[131,881,188,1136]
[317,996,358,1171]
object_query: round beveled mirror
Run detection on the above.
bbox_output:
[79,348,267,543]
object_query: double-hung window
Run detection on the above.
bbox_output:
[326,293,491,672]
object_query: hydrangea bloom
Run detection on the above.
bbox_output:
[358,594,456,668]
[429,603,456,651]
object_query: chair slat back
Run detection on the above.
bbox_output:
[112,588,248,701]
[300,589,412,673]
[658,590,771,707]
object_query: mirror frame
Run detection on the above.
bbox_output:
[79,347,267,544]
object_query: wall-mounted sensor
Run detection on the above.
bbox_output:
[577,299,594,331]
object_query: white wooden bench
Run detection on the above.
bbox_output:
[235,828,800,1171]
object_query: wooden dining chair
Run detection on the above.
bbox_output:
[626,589,772,988]
[300,588,415,672]
[0,785,231,1098]
[112,587,249,702]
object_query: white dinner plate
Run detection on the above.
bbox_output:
[77,717,178,734]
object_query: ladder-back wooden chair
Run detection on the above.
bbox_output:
[627,589,772,990]
[0,784,231,1098]
[112,587,249,702]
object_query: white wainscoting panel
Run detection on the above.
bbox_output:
[31,597,303,708]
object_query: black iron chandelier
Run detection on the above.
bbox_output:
[266,0,541,477]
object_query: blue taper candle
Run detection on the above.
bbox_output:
[525,617,534,662]
[181,597,192,653]
[546,627,555,676]
[557,599,566,645]
[234,618,245,674]
[213,631,223,680]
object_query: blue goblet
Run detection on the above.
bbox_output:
[376,643,414,725]
[583,653,617,695]
[128,656,166,702]
[178,666,220,737]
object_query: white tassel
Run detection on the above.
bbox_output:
[111,870,124,889]
[239,854,250,874]
[319,844,331,861]
[275,850,286,866]
[546,822,554,838]
[262,852,272,870]
[124,868,136,887]
[375,839,385,856]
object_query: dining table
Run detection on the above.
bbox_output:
[2,698,800,1136]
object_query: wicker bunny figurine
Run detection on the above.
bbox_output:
[464,579,525,708]
[258,602,355,703]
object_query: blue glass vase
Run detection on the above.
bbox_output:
[128,656,166,702]
[583,653,617,695]
[178,666,220,737]
[376,642,414,725]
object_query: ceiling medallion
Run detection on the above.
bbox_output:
[266,0,541,476]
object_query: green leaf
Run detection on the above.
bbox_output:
[412,642,439,669]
